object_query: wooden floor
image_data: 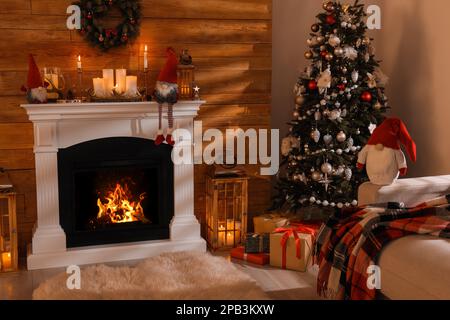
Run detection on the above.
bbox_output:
[0,255,321,300]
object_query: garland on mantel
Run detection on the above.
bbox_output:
[75,0,142,51]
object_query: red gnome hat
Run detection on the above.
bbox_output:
[157,47,178,84]
[368,117,417,162]
[27,54,43,89]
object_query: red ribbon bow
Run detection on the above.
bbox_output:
[273,226,318,269]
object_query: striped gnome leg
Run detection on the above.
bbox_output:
[165,103,175,146]
[155,103,165,146]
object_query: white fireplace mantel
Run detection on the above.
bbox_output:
[21,101,206,270]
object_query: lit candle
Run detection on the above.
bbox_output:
[77,55,82,70]
[115,69,127,94]
[144,45,148,70]
[102,69,114,96]
[125,75,138,97]
[93,77,105,97]
[1,252,11,270]
[226,232,235,246]
[218,224,226,247]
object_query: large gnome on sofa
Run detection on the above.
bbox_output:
[357,118,417,186]
[154,47,179,146]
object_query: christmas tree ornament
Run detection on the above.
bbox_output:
[347,137,354,148]
[326,15,337,25]
[341,108,347,117]
[311,24,320,32]
[325,2,335,12]
[311,129,321,143]
[308,80,318,91]
[310,196,316,203]
[365,53,370,62]
[316,200,322,205]
[337,83,346,91]
[317,69,332,89]
[321,162,333,174]
[334,47,344,57]
[323,200,329,207]
[329,109,341,121]
[320,99,327,106]
[336,131,346,142]
[304,51,313,59]
[320,50,328,58]
[351,70,359,82]
[344,46,358,60]
[362,37,371,45]
[330,202,336,207]
[352,200,358,206]
[337,203,344,209]
[342,66,348,73]
[357,118,416,185]
[361,91,372,102]
[374,101,382,110]
[344,168,352,181]
[323,134,332,145]
[356,129,361,135]
[311,171,322,181]
[328,35,341,47]
[346,93,352,99]
[295,95,304,106]
[325,53,334,61]
[316,36,325,43]
[314,111,322,121]
[366,72,377,88]
[335,166,345,176]
[293,110,300,118]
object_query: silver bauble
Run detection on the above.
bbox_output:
[336,148,343,155]
[293,110,300,118]
[311,129,321,143]
[351,70,359,83]
[351,200,358,206]
[347,137,354,148]
[323,134,332,145]
[309,196,316,203]
[321,162,333,174]
[322,200,329,207]
[344,168,352,181]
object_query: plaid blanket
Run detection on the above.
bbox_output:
[313,195,450,300]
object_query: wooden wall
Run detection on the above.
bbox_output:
[0,0,272,257]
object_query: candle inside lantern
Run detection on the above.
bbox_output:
[115,69,127,94]
[218,224,226,247]
[1,252,11,270]
[44,69,59,90]
[226,232,235,246]
[102,69,114,96]
[125,75,138,96]
[144,45,148,70]
[77,55,82,70]
[93,77,105,97]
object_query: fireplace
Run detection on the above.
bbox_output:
[22,101,206,270]
[58,137,174,248]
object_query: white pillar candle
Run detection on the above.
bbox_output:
[93,77,105,97]
[115,69,127,94]
[102,69,114,96]
[125,75,138,96]
[144,45,148,69]
[77,55,82,70]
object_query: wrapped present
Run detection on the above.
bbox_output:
[245,233,270,253]
[230,246,270,266]
[269,226,318,272]
[253,213,289,234]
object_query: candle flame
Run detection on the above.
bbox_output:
[78,55,81,62]
[144,45,148,52]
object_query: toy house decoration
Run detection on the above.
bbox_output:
[0,169,18,272]
[205,174,249,250]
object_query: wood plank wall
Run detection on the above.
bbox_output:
[0,0,272,257]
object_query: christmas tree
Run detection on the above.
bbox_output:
[273,1,388,215]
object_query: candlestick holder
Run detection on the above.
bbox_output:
[77,68,86,101]
[142,67,151,101]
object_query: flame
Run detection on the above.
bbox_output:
[96,183,147,224]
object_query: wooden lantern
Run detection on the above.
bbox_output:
[0,171,18,272]
[177,64,195,100]
[206,174,249,250]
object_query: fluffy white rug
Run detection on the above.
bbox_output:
[33,251,269,300]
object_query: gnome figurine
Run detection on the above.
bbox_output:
[154,47,179,146]
[357,118,416,186]
[21,54,47,104]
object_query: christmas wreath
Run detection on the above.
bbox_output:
[75,0,141,50]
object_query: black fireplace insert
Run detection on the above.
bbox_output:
[58,137,174,248]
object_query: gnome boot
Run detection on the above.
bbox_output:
[165,128,175,146]
[155,129,165,146]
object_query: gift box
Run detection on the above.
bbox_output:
[269,226,317,272]
[245,233,270,253]
[230,246,270,265]
[253,213,289,234]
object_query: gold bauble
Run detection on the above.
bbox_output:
[311,171,322,181]
[374,101,382,110]
[316,36,325,43]
[325,53,334,61]
[334,47,344,57]
[311,24,320,32]
[295,95,304,105]
[304,50,313,59]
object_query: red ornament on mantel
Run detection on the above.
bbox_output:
[361,91,372,102]
[326,15,337,25]
[308,80,318,91]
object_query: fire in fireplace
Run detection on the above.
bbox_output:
[58,137,174,248]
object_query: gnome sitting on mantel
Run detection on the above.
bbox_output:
[21,54,47,104]
[154,47,179,146]
[357,117,417,186]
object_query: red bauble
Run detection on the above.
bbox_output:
[308,80,318,91]
[337,83,346,91]
[121,34,128,42]
[326,15,336,25]
[320,50,328,58]
[361,91,372,102]
[87,12,93,20]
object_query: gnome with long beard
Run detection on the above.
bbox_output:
[154,47,179,146]
[21,54,47,104]
[357,118,416,186]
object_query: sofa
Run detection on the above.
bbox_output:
[358,175,450,300]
